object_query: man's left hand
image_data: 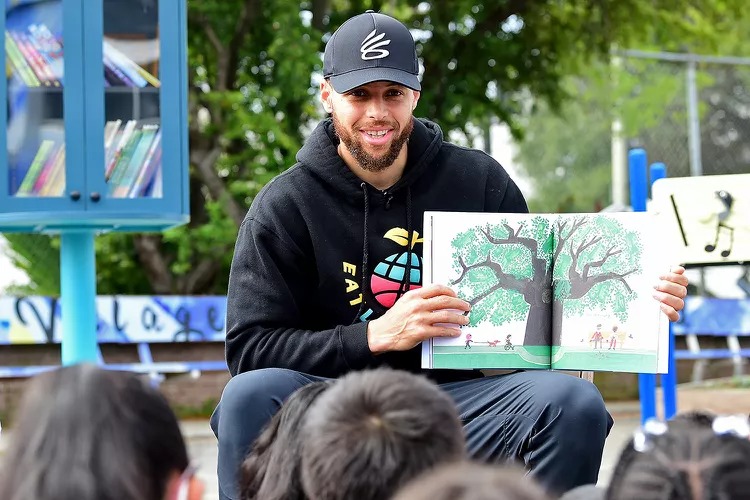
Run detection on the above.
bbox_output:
[654,265,689,322]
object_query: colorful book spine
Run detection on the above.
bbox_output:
[24,28,62,86]
[39,146,67,197]
[12,32,54,86]
[128,129,162,197]
[107,129,142,195]
[105,119,137,181]
[112,125,158,197]
[32,144,64,194]
[16,140,55,196]
[103,42,148,88]
[5,31,40,86]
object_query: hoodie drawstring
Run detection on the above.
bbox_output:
[354,184,414,324]
[400,187,413,297]
[354,182,370,322]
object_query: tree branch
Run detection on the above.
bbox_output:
[133,235,174,294]
[190,147,247,227]
[569,269,638,299]
[176,257,224,294]
[582,245,622,279]
[452,246,529,303]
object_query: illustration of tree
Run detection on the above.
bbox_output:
[451,216,642,345]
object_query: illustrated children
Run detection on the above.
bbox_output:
[464,333,473,349]
[505,334,515,351]
[590,324,604,350]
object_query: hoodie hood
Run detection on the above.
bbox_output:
[297,117,444,201]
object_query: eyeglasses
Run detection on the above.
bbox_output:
[175,462,198,500]
[632,415,750,453]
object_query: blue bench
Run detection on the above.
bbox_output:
[0,341,228,384]
[0,295,229,382]
[672,297,750,382]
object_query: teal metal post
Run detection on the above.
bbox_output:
[60,230,98,365]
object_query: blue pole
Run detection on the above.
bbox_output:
[629,148,657,423]
[650,162,678,418]
[60,230,98,365]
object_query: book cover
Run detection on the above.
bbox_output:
[111,125,158,197]
[16,139,55,196]
[127,128,161,198]
[421,211,669,374]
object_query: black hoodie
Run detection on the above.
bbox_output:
[225,118,528,382]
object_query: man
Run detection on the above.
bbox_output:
[211,10,689,500]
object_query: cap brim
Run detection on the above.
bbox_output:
[329,67,421,93]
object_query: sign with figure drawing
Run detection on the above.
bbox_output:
[651,174,750,266]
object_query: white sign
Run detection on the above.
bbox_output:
[652,174,750,266]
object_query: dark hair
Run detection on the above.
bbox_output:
[0,364,189,500]
[669,410,716,429]
[239,381,331,500]
[392,461,550,500]
[300,368,466,500]
[606,425,750,500]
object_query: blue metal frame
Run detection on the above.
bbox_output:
[0,0,189,231]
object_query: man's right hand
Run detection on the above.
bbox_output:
[366,284,471,355]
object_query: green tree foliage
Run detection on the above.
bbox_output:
[451,216,641,345]
[517,1,750,213]
[4,0,745,294]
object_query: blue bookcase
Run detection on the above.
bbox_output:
[0,0,189,363]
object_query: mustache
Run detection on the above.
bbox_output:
[356,121,398,130]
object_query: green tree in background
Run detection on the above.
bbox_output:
[3,0,746,295]
[516,1,750,213]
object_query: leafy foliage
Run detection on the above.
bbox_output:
[4,0,747,294]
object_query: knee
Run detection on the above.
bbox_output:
[548,376,609,433]
[219,367,302,416]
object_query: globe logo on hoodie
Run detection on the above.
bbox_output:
[359,228,422,321]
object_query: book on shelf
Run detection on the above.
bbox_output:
[421,211,670,374]
[5,23,160,88]
[11,120,161,198]
[105,120,162,198]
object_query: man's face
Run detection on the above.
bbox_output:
[321,80,420,172]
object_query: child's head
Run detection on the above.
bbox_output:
[606,416,750,500]
[0,364,201,500]
[300,368,466,500]
[239,381,331,500]
[392,462,550,500]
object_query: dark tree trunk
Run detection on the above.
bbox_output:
[523,281,552,345]
[551,299,564,346]
[523,296,552,346]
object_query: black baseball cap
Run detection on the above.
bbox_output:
[323,11,420,93]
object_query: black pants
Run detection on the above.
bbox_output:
[210,368,613,500]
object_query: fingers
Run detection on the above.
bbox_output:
[655,280,687,299]
[428,309,470,327]
[659,269,689,288]
[659,302,680,322]
[653,289,684,320]
[410,284,457,299]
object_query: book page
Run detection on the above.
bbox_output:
[422,212,553,370]
[550,212,670,373]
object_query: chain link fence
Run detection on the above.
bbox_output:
[621,50,750,178]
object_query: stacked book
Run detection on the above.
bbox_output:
[5,23,160,87]
[14,120,162,198]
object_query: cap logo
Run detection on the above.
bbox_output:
[360,29,390,60]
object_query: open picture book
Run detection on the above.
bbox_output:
[421,211,670,374]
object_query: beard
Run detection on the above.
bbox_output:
[332,114,413,173]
